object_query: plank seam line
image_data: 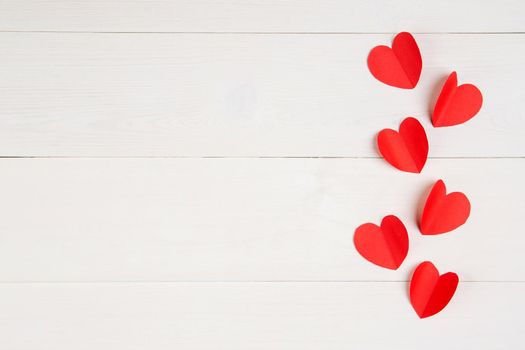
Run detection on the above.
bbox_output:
[0,281,522,284]
[0,156,523,160]
[0,31,524,35]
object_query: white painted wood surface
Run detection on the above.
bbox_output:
[0,0,524,33]
[0,282,522,349]
[0,158,522,282]
[0,33,523,157]
[1,1,524,348]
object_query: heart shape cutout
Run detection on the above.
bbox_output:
[432,71,483,127]
[377,117,428,173]
[367,32,422,89]
[410,261,459,318]
[354,215,409,270]
[420,179,471,235]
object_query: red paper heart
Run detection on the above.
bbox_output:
[367,32,422,89]
[354,215,409,270]
[377,117,428,173]
[432,71,483,127]
[420,179,471,235]
[410,261,459,318]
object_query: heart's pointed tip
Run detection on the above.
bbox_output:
[378,82,415,89]
[419,222,430,235]
[409,77,420,89]
[411,303,428,319]
[431,115,449,128]
[401,168,419,174]
[389,263,401,270]
[369,259,399,271]
[420,227,448,235]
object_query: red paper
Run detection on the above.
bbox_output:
[410,261,459,318]
[367,32,422,89]
[354,215,409,270]
[432,71,483,127]
[377,117,428,173]
[420,180,471,235]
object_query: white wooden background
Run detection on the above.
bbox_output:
[0,1,524,348]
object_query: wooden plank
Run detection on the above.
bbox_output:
[0,282,522,349]
[0,158,522,282]
[0,33,523,157]
[0,1,524,33]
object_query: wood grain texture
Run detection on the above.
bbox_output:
[0,33,523,157]
[0,282,522,349]
[0,158,522,282]
[0,0,524,33]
